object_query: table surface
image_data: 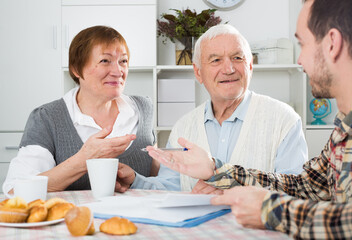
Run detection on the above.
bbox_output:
[0,190,291,240]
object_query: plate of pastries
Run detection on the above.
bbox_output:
[0,196,74,227]
[0,196,138,236]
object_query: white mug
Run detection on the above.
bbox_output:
[86,158,119,199]
[3,176,48,203]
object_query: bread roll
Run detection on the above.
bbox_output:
[44,197,68,209]
[27,205,48,223]
[47,203,74,221]
[0,197,29,223]
[99,217,137,235]
[65,206,95,236]
[28,199,45,210]
[0,199,9,207]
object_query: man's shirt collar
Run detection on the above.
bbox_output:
[204,90,251,124]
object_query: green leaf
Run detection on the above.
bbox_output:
[163,14,176,22]
[185,9,196,17]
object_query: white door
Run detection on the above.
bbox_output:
[62,3,156,68]
[0,0,62,131]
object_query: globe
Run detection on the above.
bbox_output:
[309,98,331,125]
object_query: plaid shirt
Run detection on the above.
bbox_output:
[206,111,352,239]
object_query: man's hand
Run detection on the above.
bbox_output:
[79,126,136,160]
[115,163,136,193]
[211,186,269,229]
[146,137,215,180]
[192,180,223,195]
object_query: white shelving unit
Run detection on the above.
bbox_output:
[306,125,335,130]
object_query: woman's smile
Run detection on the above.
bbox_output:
[104,80,123,86]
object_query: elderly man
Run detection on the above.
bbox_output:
[116,24,307,192]
[167,24,307,191]
[146,0,352,238]
[116,24,307,194]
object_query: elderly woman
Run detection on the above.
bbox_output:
[3,25,157,193]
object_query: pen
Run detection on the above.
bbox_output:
[141,148,188,152]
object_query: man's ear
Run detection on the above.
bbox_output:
[193,63,203,84]
[326,28,343,62]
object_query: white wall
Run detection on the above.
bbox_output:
[157,0,294,65]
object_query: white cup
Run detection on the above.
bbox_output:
[3,176,48,203]
[86,158,119,199]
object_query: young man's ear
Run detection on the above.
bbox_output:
[326,28,343,62]
[193,63,203,84]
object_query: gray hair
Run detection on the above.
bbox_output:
[192,24,252,68]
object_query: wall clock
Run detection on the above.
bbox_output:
[203,0,245,11]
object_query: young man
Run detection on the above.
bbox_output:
[146,0,352,238]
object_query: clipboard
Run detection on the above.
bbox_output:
[93,209,231,228]
[85,193,231,228]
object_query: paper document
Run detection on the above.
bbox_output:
[84,193,230,224]
[146,193,217,208]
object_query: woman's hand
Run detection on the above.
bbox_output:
[115,163,136,193]
[79,126,136,160]
[146,137,215,180]
[41,127,136,192]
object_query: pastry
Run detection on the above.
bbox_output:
[0,199,9,207]
[27,205,48,223]
[65,206,95,236]
[44,197,68,209]
[99,217,137,235]
[0,197,29,223]
[47,202,74,221]
[28,199,45,210]
[6,196,28,209]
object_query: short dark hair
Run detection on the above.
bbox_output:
[69,25,130,84]
[305,0,352,57]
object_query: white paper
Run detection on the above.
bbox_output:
[85,193,230,223]
[152,193,216,208]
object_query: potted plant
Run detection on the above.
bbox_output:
[157,8,223,65]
